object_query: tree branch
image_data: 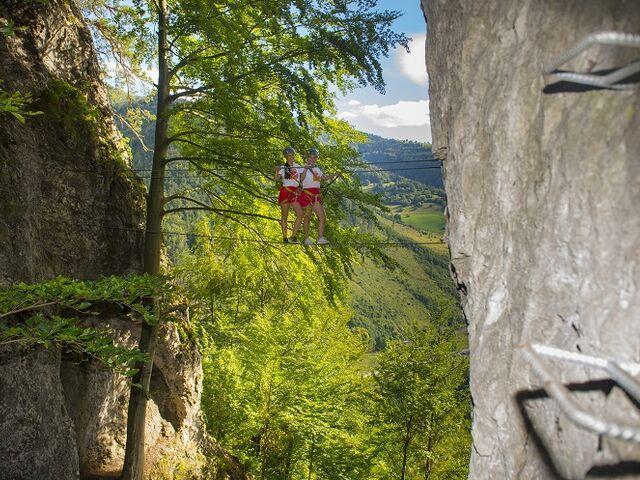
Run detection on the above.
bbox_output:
[0,301,59,318]
[212,211,289,257]
[163,200,279,222]
[172,104,294,144]
[182,159,276,204]
[165,139,255,167]
[168,48,306,101]
[114,112,154,153]
[166,129,264,143]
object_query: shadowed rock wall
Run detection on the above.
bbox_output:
[0,1,204,478]
[422,1,640,478]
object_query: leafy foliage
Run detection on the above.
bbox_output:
[86,0,407,266]
[0,314,147,377]
[0,17,42,123]
[173,219,370,477]
[76,0,469,477]
[0,18,15,37]
[167,214,470,479]
[371,324,470,480]
[0,275,166,376]
[0,85,42,124]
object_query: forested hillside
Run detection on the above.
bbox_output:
[357,133,441,187]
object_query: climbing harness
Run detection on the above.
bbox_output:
[277,185,301,205]
[300,188,322,205]
[520,343,640,443]
[543,31,640,92]
[276,161,303,205]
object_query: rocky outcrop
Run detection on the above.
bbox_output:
[0,1,205,478]
[0,346,80,479]
[423,1,640,478]
[0,0,144,283]
[59,318,205,479]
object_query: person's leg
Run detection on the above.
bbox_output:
[291,203,304,238]
[280,203,290,239]
[303,206,313,241]
[313,202,326,238]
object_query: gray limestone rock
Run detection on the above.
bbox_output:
[422,0,640,478]
[0,346,80,480]
[0,0,206,478]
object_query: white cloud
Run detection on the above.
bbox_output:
[338,99,431,142]
[339,99,430,128]
[398,33,429,88]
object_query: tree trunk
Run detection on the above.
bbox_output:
[283,436,295,480]
[307,436,315,480]
[424,435,433,480]
[400,418,412,480]
[258,420,271,480]
[120,0,170,477]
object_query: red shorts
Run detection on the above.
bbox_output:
[278,186,300,205]
[300,188,322,207]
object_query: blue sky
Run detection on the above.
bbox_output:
[336,0,431,143]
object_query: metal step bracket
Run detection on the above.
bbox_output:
[519,343,640,443]
[543,31,640,90]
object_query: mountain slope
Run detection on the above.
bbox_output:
[356,133,442,187]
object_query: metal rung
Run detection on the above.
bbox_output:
[544,31,640,90]
[520,343,640,443]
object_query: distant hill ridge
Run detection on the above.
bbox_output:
[110,94,441,188]
[356,133,442,188]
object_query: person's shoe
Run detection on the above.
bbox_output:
[288,236,299,244]
[316,236,329,245]
[304,237,314,246]
[283,237,289,244]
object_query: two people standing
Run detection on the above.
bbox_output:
[275,147,339,245]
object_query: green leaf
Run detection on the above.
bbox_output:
[10,111,25,124]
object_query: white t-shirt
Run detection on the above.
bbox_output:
[278,163,302,187]
[301,166,323,189]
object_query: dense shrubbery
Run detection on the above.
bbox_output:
[0,275,164,377]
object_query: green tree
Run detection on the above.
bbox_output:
[79,1,407,477]
[372,323,470,480]
[174,219,374,480]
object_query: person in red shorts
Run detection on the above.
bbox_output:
[300,148,340,245]
[275,146,304,243]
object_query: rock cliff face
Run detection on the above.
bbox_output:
[422,1,640,478]
[0,1,204,478]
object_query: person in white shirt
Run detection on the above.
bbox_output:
[274,146,304,243]
[299,148,340,245]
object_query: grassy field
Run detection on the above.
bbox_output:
[348,210,459,351]
[392,204,446,236]
[378,214,448,256]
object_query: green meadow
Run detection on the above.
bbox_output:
[394,204,446,236]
